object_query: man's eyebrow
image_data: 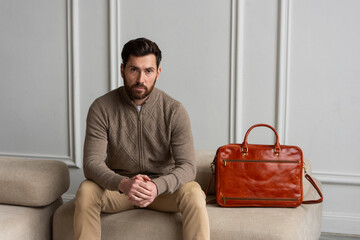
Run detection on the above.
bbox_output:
[128,65,139,69]
[127,65,155,70]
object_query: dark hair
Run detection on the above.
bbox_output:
[121,38,162,68]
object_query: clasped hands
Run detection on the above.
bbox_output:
[118,174,158,208]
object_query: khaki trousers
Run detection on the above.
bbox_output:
[74,180,210,240]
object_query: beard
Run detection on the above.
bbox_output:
[123,76,157,102]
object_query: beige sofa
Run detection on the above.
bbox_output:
[53,150,323,240]
[0,157,69,240]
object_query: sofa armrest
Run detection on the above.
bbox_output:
[0,157,70,207]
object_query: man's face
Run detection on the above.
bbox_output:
[121,54,161,105]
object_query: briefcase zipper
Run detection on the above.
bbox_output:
[222,159,300,167]
[222,197,299,205]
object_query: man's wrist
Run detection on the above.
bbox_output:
[149,180,159,196]
[118,177,129,193]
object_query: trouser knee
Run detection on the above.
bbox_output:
[75,180,104,210]
[177,181,206,208]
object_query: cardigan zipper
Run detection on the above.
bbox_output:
[137,108,144,172]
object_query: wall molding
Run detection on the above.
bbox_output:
[229,0,245,144]
[0,0,81,168]
[313,171,360,186]
[275,0,290,144]
[109,0,121,90]
[68,0,82,168]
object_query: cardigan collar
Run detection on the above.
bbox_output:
[118,86,160,110]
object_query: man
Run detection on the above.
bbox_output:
[74,38,210,240]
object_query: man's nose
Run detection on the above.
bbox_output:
[137,71,146,84]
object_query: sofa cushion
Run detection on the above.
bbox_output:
[53,199,184,240]
[0,157,70,207]
[54,186,322,240]
[0,198,62,240]
[207,200,322,240]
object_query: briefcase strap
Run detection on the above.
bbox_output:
[205,171,216,204]
[301,161,323,204]
[302,173,324,204]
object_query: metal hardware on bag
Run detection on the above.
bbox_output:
[210,152,218,173]
[241,147,248,156]
[303,161,308,174]
[222,159,226,166]
[210,161,215,172]
[274,147,281,156]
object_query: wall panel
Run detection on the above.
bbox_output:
[240,0,279,144]
[286,0,360,234]
[119,0,232,150]
[0,0,81,167]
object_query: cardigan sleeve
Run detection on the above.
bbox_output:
[82,100,126,191]
[152,103,196,195]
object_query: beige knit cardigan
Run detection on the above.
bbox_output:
[83,87,196,195]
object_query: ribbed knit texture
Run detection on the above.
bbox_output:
[83,87,196,195]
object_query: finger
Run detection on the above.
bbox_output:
[129,198,151,208]
[129,190,150,201]
[137,181,152,192]
[141,175,151,181]
[135,174,151,182]
[128,196,150,207]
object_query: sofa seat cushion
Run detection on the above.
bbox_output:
[207,201,322,240]
[0,157,69,207]
[0,198,62,240]
[53,187,322,240]
[53,199,184,240]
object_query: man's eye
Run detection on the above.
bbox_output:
[145,69,153,74]
[130,68,138,73]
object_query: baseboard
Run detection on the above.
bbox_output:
[322,212,360,235]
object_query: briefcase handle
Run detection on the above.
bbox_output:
[242,124,281,156]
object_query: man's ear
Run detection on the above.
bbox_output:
[156,66,162,80]
[121,63,124,78]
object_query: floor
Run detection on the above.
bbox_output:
[320,233,360,240]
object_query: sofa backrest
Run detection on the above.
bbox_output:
[0,157,70,207]
[194,150,216,195]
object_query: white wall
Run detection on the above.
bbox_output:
[1,0,359,235]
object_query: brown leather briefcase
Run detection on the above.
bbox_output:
[209,124,323,207]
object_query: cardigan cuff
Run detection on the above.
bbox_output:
[152,177,167,195]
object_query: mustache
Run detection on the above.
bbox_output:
[132,83,146,88]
